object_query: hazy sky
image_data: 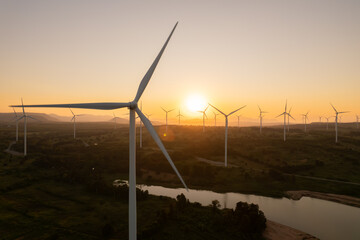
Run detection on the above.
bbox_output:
[1,0,359,124]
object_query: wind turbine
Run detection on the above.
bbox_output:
[209,104,246,167]
[197,105,209,132]
[213,111,219,126]
[236,114,241,127]
[258,106,267,134]
[330,103,349,143]
[161,107,174,133]
[319,116,323,122]
[15,99,37,156]
[302,112,310,133]
[176,109,184,125]
[287,106,293,132]
[10,22,188,240]
[325,116,332,130]
[112,112,121,129]
[12,107,20,142]
[276,100,295,141]
[70,108,85,139]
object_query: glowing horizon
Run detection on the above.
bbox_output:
[1,1,359,124]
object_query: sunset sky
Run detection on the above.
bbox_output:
[1,0,359,124]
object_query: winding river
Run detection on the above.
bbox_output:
[136,184,360,240]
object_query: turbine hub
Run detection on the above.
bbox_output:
[129,101,138,110]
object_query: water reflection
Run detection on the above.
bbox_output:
[134,183,360,240]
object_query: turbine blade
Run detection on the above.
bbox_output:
[161,107,167,112]
[285,100,287,112]
[168,109,175,113]
[228,105,246,116]
[10,102,131,110]
[27,116,39,121]
[204,105,209,112]
[289,106,292,114]
[21,98,25,114]
[12,107,17,117]
[330,103,337,113]
[204,112,208,119]
[276,113,285,118]
[134,22,178,102]
[136,108,188,190]
[71,116,75,121]
[209,103,226,116]
[69,108,75,116]
[338,111,349,114]
[288,113,295,120]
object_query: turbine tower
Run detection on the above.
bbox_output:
[302,112,310,133]
[276,100,295,141]
[161,107,174,133]
[10,22,187,240]
[258,106,267,134]
[319,116,323,122]
[213,111,219,126]
[197,105,209,132]
[209,104,246,167]
[176,109,184,125]
[330,103,348,143]
[70,108,84,139]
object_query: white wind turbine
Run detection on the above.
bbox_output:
[258,106,267,134]
[287,106,293,132]
[70,108,85,139]
[176,109,184,125]
[209,104,246,167]
[197,105,209,132]
[15,99,37,156]
[276,100,295,142]
[213,111,219,126]
[161,107,174,133]
[11,22,188,240]
[236,114,241,127]
[325,116,332,131]
[302,112,310,133]
[330,103,349,143]
[112,112,121,129]
[12,107,20,142]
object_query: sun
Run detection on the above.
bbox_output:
[186,94,207,112]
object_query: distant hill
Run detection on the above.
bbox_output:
[0,112,128,124]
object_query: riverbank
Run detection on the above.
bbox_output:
[264,220,319,240]
[286,190,360,208]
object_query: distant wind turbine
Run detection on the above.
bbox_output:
[276,100,295,141]
[12,107,20,142]
[161,107,174,133]
[319,116,323,122]
[15,99,37,156]
[112,112,121,129]
[176,109,184,125]
[10,22,187,240]
[236,114,241,127]
[287,106,293,132]
[325,116,332,131]
[302,112,310,133]
[330,103,349,143]
[213,111,219,126]
[258,106,267,134]
[70,108,85,139]
[209,104,246,167]
[197,105,209,132]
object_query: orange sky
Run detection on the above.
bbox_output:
[1,0,359,124]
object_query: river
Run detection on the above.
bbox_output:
[135,184,360,240]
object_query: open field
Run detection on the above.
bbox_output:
[1,121,360,199]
